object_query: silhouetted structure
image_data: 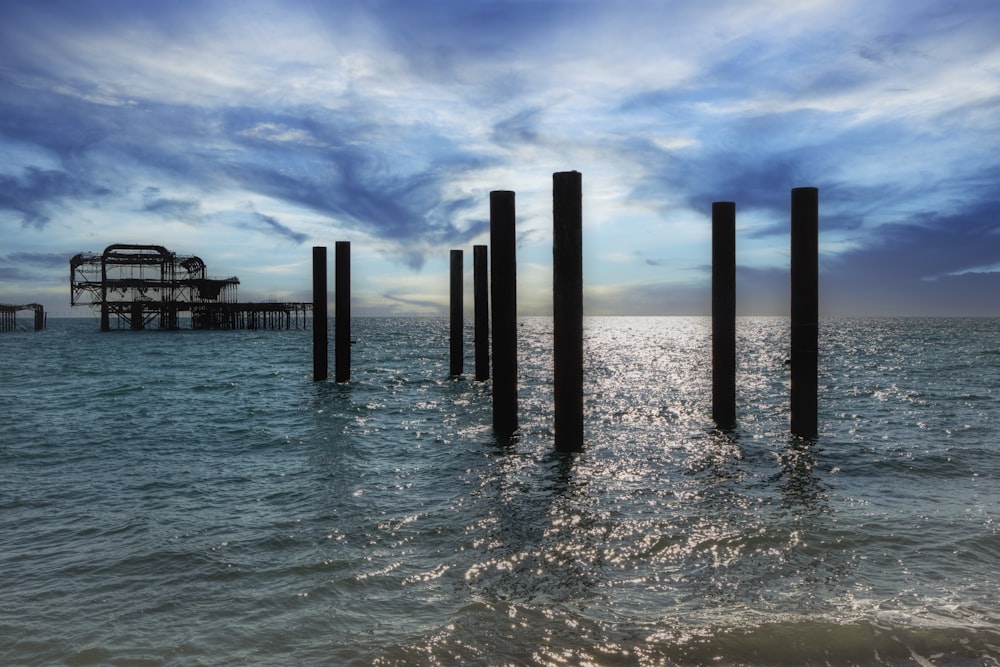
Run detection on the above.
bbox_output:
[1,303,44,331]
[335,241,351,383]
[490,191,518,438]
[450,249,463,377]
[790,188,819,436]
[473,245,489,381]
[313,246,328,381]
[70,244,310,330]
[712,202,737,428]
[553,171,584,452]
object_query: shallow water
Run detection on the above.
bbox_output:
[1,316,998,665]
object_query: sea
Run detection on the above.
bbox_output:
[1,316,998,666]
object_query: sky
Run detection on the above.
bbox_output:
[1,0,998,317]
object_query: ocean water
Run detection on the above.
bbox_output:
[1,316,998,666]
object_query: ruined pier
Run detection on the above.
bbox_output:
[70,244,311,331]
[0,303,45,331]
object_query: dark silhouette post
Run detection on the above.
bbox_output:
[490,191,518,438]
[312,246,328,381]
[450,249,464,377]
[473,244,489,381]
[790,187,818,437]
[335,241,351,383]
[553,171,584,452]
[712,202,736,428]
[34,305,44,331]
[100,259,110,332]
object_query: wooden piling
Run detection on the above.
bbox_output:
[335,241,351,383]
[34,306,44,331]
[712,202,736,428]
[312,246,328,381]
[553,171,584,452]
[490,191,518,438]
[790,187,818,437]
[473,244,489,381]
[450,249,464,377]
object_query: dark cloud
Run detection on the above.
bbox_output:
[0,251,71,284]
[722,202,1000,317]
[141,187,201,220]
[237,210,309,245]
[3,252,70,267]
[0,167,111,228]
[823,201,1000,314]
[220,117,494,265]
[492,108,543,147]
[360,0,580,81]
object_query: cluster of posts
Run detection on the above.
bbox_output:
[712,188,819,438]
[312,176,819,451]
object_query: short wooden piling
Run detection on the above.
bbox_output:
[450,249,464,377]
[712,202,736,428]
[312,246,328,381]
[553,171,584,452]
[490,191,518,438]
[473,244,489,381]
[335,241,351,383]
[790,187,818,437]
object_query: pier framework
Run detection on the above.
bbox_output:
[0,303,45,331]
[70,244,310,330]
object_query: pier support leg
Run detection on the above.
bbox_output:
[712,202,736,429]
[790,187,818,437]
[313,246,328,381]
[335,241,351,383]
[34,306,45,331]
[473,244,489,381]
[450,249,464,377]
[490,191,518,439]
[553,171,584,452]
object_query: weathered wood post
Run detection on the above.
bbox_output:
[335,241,351,383]
[312,246,328,381]
[712,202,736,428]
[490,191,518,438]
[34,305,45,331]
[553,171,584,452]
[790,187,818,437]
[473,244,490,381]
[450,249,464,377]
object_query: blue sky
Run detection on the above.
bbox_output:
[1,0,998,317]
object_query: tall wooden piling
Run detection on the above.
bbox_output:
[553,171,584,452]
[490,191,518,438]
[712,202,736,428]
[450,249,464,377]
[473,244,489,381]
[790,187,818,437]
[312,246,328,381]
[335,241,351,383]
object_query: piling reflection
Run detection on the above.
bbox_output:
[774,436,828,513]
[464,448,603,607]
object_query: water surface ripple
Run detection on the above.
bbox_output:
[1,317,998,665]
